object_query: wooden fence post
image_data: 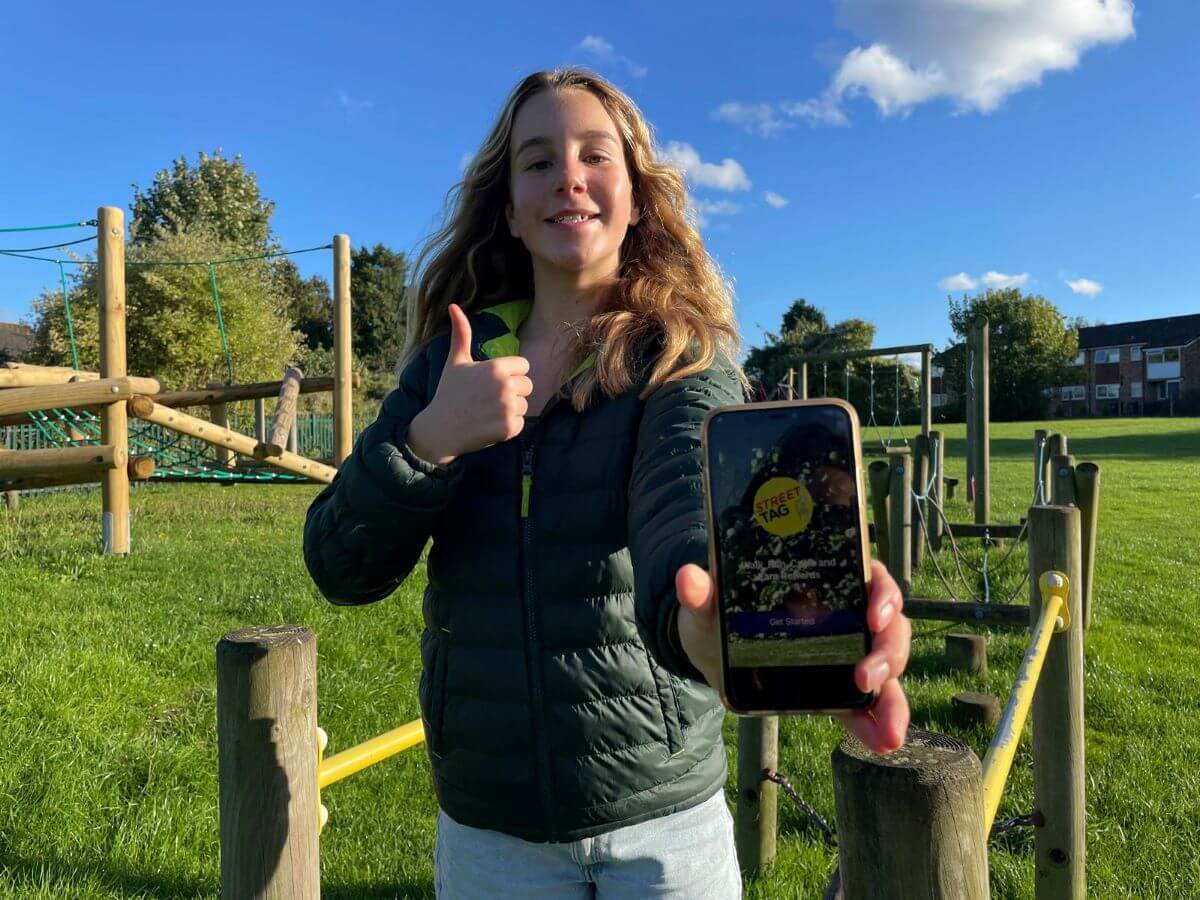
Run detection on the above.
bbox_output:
[97,206,130,555]
[1051,455,1077,507]
[929,429,945,552]
[207,383,234,468]
[332,234,353,469]
[910,433,929,569]
[735,716,778,875]
[920,347,932,437]
[2,490,17,510]
[887,449,912,596]
[1073,463,1101,630]
[799,362,809,400]
[217,625,320,899]
[786,367,795,401]
[832,729,988,899]
[867,460,891,569]
[1028,506,1086,899]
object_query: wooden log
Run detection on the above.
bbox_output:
[887,449,912,596]
[255,367,304,459]
[0,376,161,419]
[0,367,101,388]
[1052,454,1077,507]
[832,729,988,899]
[98,207,131,555]
[929,429,945,551]
[972,317,990,526]
[0,444,125,481]
[151,374,359,410]
[127,396,337,484]
[287,420,299,455]
[1033,429,1048,505]
[3,490,18,510]
[253,398,267,446]
[944,522,1028,540]
[798,362,809,400]
[217,625,319,899]
[735,715,778,875]
[944,476,958,500]
[207,383,234,468]
[867,460,891,569]
[951,692,1001,728]
[910,433,929,568]
[128,455,156,482]
[1028,505,1086,899]
[945,633,987,675]
[333,234,353,468]
[905,598,1029,627]
[920,348,932,436]
[785,367,795,400]
[1073,462,1101,630]
[792,343,936,364]
[1047,432,1068,460]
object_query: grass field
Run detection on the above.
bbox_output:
[1,417,1198,898]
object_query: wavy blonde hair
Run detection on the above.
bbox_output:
[401,66,747,409]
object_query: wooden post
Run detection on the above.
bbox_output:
[735,716,778,875]
[867,460,891,569]
[332,234,353,469]
[217,625,319,899]
[1073,463,1100,630]
[1051,454,1077,507]
[965,347,976,503]
[1034,429,1048,505]
[832,729,988,899]
[1028,506,1086,899]
[257,366,304,459]
[254,398,267,442]
[930,429,945,551]
[920,348,932,436]
[910,433,929,569]
[2,490,17,510]
[945,633,987,675]
[288,421,299,455]
[208,385,234,468]
[98,207,130,555]
[785,367,795,401]
[887,449,912,596]
[972,318,990,526]
[798,361,809,400]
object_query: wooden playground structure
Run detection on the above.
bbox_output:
[0,207,356,551]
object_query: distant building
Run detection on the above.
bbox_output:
[0,322,33,362]
[1053,313,1200,417]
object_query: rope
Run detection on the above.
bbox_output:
[58,261,80,370]
[207,264,235,384]
[0,220,95,233]
[0,235,96,253]
[127,243,332,267]
[761,770,837,847]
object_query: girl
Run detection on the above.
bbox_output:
[304,67,910,898]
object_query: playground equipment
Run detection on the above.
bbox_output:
[0,208,358,552]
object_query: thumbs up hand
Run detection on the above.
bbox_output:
[407,304,534,465]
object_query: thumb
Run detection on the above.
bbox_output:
[675,564,716,622]
[447,303,474,366]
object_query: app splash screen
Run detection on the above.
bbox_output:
[709,408,868,669]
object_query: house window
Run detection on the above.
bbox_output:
[1130,346,1142,361]
[1158,381,1182,400]
[1072,351,1086,366]
[1060,385,1085,401]
[1093,348,1120,363]
[1095,384,1121,399]
[1147,348,1182,364]
[1131,381,1143,399]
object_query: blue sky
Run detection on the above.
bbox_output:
[1,1,1195,359]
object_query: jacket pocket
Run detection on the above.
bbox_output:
[419,630,449,757]
[642,645,685,756]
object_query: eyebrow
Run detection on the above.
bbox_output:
[514,130,619,158]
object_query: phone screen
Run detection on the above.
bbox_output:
[705,403,872,711]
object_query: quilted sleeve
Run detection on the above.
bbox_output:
[303,344,463,605]
[628,357,745,682]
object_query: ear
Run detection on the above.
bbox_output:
[629,201,641,228]
[505,200,519,238]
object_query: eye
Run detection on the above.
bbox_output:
[586,154,609,164]
[526,160,550,171]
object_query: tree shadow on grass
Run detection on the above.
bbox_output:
[325,878,434,898]
[0,849,214,898]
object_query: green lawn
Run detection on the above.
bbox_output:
[1,417,1198,898]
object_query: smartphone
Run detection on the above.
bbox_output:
[701,398,874,715]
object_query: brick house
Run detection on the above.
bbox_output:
[1053,313,1200,417]
[0,322,33,363]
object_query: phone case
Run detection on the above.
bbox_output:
[700,397,875,716]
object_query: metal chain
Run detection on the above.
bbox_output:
[990,811,1043,838]
[761,770,838,847]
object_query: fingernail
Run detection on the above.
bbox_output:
[878,601,894,621]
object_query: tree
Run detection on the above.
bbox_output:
[129,151,274,250]
[350,243,408,368]
[743,298,877,391]
[29,227,298,389]
[274,257,333,352]
[941,288,1079,421]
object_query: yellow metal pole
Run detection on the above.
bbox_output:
[318,719,426,790]
[981,572,1071,833]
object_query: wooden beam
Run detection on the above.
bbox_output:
[0,366,100,388]
[0,376,161,419]
[127,396,337,484]
[333,234,353,468]
[905,598,1029,627]
[255,367,303,459]
[944,521,1027,540]
[0,444,126,489]
[150,373,359,409]
[793,343,936,364]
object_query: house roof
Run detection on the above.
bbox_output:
[1078,313,1200,350]
[0,322,33,359]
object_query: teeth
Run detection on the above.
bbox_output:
[553,215,592,223]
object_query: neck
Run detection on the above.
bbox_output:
[521,261,616,344]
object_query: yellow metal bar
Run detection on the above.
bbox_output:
[318,719,426,790]
[981,571,1070,833]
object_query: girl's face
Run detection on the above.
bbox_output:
[506,88,640,283]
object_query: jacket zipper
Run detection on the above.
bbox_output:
[519,421,557,839]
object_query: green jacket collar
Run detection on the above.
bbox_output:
[473,300,596,380]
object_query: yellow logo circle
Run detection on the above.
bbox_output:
[752,477,814,537]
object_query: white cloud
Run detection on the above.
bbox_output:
[981,270,1030,289]
[713,102,788,137]
[827,0,1135,117]
[658,141,751,192]
[938,272,978,291]
[779,95,850,127]
[1066,277,1103,297]
[687,197,742,230]
[763,191,789,209]
[577,35,648,78]
[337,90,374,122]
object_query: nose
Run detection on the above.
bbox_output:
[555,158,587,194]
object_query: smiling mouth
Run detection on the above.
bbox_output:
[545,214,599,225]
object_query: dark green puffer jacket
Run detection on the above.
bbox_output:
[303,299,744,842]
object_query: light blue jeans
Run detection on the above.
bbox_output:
[434,788,742,898]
